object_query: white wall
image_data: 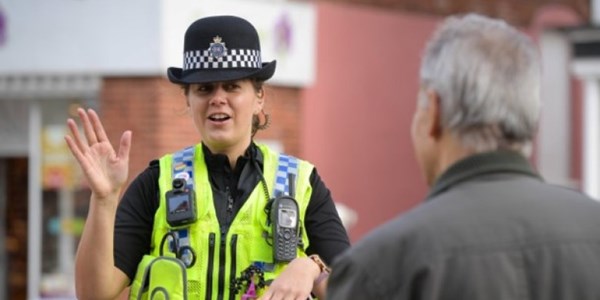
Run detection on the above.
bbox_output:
[0,0,161,75]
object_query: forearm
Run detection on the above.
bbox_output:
[75,194,125,300]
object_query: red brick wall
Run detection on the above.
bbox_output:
[254,86,302,156]
[100,78,302,187]
[101,77,164,185]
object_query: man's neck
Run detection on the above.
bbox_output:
[432,133,474,185]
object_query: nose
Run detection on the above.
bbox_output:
[209,85,227,106]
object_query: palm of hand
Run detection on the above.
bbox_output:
[83,141,129,198]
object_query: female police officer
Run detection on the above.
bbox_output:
[66,15,350,300]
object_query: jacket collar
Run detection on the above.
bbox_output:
[427,150,542,199]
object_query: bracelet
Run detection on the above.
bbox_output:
[308,254,331,273]
[308,254,331,286]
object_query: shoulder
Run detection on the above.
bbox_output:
[132,159,160,185]
[338,212,424,269]
[337,200,455,273]
[329,215,423,298]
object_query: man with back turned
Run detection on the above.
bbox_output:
[326,13,600,300]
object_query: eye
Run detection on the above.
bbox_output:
[224,81,241,91]
[195,84,214,94]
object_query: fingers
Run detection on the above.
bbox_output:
[64,134,85,165]
[88,109,110,143]
[66,118,90,154]
[78,108,98,145]
[66,108,131,161]
[117,131,132,161]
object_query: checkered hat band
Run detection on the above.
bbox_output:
[183,49,262,70]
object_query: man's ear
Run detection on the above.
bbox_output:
[426,89,443,139]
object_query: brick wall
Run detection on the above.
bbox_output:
[101,77,302,187]
[254,86,302,156]
[101,77,164,184]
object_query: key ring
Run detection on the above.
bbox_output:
[160,231,196,268]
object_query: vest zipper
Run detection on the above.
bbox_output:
[228,234,238,300]
[225,186,234,218]
[217,187,235,300]
[206,233,216,300]
[217,231,227,300]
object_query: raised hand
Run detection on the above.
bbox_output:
[65,108,132,202]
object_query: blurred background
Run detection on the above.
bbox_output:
[0,0,598,299]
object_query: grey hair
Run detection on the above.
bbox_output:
[419,13,541,155]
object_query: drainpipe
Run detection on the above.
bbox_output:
[580,0,600,200]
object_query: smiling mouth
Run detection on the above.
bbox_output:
[208,113,231,122]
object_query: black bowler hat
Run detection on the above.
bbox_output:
[167,15,276,84]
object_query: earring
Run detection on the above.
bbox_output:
[252,109,271,137]
[258,109,271,130]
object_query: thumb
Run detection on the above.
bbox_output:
[117,130,132,161]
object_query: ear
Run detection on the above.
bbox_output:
[255,89,265,113]
[425,89,443,139]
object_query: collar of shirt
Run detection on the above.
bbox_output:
[427,150,542,200]
[201,142,264,194]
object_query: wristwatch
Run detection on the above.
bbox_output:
[309,254,331,285]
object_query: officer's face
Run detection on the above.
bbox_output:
[187,79,263,153]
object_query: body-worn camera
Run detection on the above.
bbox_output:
[165,178,197,228]
[270,196,299,262]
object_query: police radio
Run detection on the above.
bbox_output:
[271,196,299,262]
[165,178,197,227]
[271,173,300,263]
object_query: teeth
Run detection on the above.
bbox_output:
[210,113,229,120]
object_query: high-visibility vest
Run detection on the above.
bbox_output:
[129,143,314,300]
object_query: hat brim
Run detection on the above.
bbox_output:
[167,61,276,84]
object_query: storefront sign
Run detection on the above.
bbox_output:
[41,125,76,189]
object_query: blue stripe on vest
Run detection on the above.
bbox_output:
[171,147,195,248]
[274,154,299,197]
[172,146,195,189]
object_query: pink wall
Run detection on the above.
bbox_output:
[301,3,439,242]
